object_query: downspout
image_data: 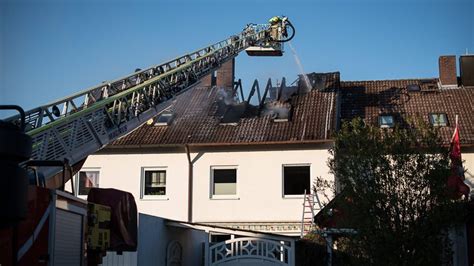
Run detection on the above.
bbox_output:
[185,144,193,222]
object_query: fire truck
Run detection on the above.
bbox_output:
[0,16,295,265]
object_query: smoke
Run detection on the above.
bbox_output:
[262,107,290,120]
[261,102,291,120]
[216,83,293,122]
[217,87,237,105]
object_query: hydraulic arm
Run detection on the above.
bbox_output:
[4,17,295,186]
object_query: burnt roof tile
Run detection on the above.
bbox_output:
[112,83,338,147]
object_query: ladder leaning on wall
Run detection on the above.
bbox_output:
[300,190,323,238]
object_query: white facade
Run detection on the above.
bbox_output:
[463,147,474,196]
[70,144,333,236]
[68,142,474,239]
[100,214,296,266]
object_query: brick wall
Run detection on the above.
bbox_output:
[199,58,234,88]
[200,73,213,87]
[216,59,235,88]
[439,55,457,86]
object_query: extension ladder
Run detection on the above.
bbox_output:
[300,190,323,237]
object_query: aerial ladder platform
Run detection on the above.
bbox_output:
[0,17,295,265]
[3,17,295,187]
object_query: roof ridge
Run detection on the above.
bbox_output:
[341,77,438,83]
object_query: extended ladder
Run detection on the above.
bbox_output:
[4,19,292,185]
[300,190,323,238]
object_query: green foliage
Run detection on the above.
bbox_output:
[296,234,357,266]
[295,238,328,266]
[328,118,466,266]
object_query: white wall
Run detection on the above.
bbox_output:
[74,146,473,224]
[137,213,169,266]
[191,149,332,223]
[462,148,474,196]
[71,152,190,221]
[77,146,333,224]
[166,226,207,266]
[101,252,137,266]
[137,213,207,266]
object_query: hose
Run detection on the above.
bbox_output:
[274,20,295,43]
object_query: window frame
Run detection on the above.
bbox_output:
[210,165,239,200]
[75,168,100,197]
[378,114,395,128]
[141,167,168,200]
[282,164,311,199]
[429,113,449,127]
[154,112,175,126]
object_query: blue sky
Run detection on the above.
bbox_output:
[0,0,472,112]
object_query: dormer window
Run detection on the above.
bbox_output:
[379,115,394,128]
[429,113,448,127]
[273,118,289,123]
[154,112,175,126]
[406,84,421,92]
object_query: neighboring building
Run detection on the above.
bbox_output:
[339,55,474,190]
[336,55,474,265]
[70,55,474,241]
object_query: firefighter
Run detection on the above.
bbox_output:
[269,16,281,25]
[268,16,282,42]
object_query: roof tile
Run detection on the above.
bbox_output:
[112,77,338,147]
[340,79,474,145]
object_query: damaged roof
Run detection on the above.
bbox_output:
[340,78,474,145]
[111,74,339,147]
[111,72,474,148]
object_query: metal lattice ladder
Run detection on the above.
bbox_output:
[4,23,274,182]
[300,190,323,238]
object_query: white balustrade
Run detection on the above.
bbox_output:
[209,237,292,265]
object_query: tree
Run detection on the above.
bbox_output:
[326,118,466,265]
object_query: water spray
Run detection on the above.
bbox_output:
[288,42,311,90]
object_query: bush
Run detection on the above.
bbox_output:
[326,118,466,265]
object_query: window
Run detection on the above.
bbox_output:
[283,165,310,196]
[77,170,100,196]
[406,84,421,92]
[141,168,167,199]
[211,167,237,198]
[154,112,175,126]
[379,115,394,128]
[429,113,448,127]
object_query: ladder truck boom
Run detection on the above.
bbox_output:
[4,17,295,187]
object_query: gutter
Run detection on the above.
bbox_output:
[105,139,335,150]
[184,144,193,223]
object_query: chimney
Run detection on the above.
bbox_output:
[200,58,235,88]
[439,55,457,86]
[460,55,474,87]
[200,72,215,87]
[216,58,235,88]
